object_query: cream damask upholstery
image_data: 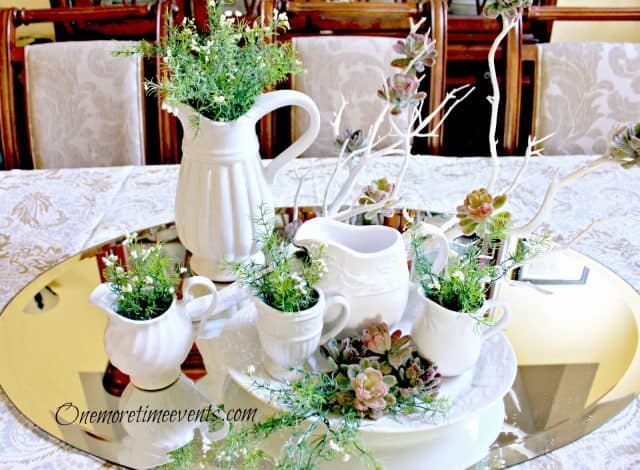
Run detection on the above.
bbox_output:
[24,40,145,169]
[534,42,640,155]
[291,36,399,158]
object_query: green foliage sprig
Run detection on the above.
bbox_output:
[226,206,327,312]
[169,323,448,469]
[101,233,182,321]
[122,2,302,123]
[411,231,550,321]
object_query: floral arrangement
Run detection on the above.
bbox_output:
[125,1,301,123]
[226,206,327,312]
[101,233,182,321]
[169,323,447,469]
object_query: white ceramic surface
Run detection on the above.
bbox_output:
[411,286,511,377]
[119,375,228,454]
[89,276,218,390]
[172,91,321,281]
[294,217,448,332]
[254,288,350,380]
[222,377,506,470]
[215,301,517,438]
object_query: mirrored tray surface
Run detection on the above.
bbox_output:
[1,216,639,469]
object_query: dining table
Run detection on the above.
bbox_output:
[0,154,639,469]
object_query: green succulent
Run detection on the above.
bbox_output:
[456,188,511,238]
[396,356,442,400]
[608,122,640,169]
[483,0,532,19]
[321,337,364,370]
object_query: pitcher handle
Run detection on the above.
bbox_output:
[478,299,511,339]
[247,90,320,185]
[182,276,218,336]
[414,222,449,276]
[320,294,350,344]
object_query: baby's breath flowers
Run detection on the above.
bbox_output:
[226,206,327,313]
[120,1,301,123]
[101,234,181,321]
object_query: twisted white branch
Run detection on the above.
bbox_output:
[487,17,518,193]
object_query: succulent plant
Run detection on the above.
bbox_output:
[362,323,392,354]
[608,122,640,169]
[378,73,426,115]
[336,128,368,154]
[349,366,397,417]
[483,0,532,19]
[388,329,414,369]
[321,323,442,419]
[321,337,364,370]
[456,188,510,236]
[391,33,437,74]
[282,219,303,242]
[358,178,395,220]
[396,356,441,400]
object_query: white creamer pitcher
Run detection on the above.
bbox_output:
[89,276,218,390]
[294,217,448,333]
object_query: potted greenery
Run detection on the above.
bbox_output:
[409,188,547,376]
[227,207,350,380]
[123,2,320,281]
[89,233,218,390]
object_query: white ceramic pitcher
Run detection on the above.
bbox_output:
[294,217,449,333]
[89,276,218,390]
[173,91,320,281]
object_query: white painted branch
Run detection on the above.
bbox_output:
[292,164,313,220]
[413,84,472,136]
[331,96,348,141]
[416,86,475,139]
[327,103,392,216]
[322,139,350,215]
[500,134,553,195]
[557,212,640,249]
[487,18,518,193]
[511,156,617,237]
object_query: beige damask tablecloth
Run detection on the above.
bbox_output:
[0,156,639,469]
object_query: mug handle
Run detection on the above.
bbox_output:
[414,222,449,276]
[320,294,351,344]
[182,276,218,336]
[247,90,321,185]
[478,299,511,339]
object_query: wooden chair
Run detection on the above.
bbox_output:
[0,1,179,170]
[503,6,640,155]
[49,0,190,41]
[260,0,447,157]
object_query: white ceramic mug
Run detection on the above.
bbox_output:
[254,287,350,380]
[411,287,511,377]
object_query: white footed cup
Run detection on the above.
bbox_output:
[254,287,350,380]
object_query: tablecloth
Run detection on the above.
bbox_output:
[1,155,639,469]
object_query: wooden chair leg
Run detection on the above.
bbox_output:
[503,15,522,155]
